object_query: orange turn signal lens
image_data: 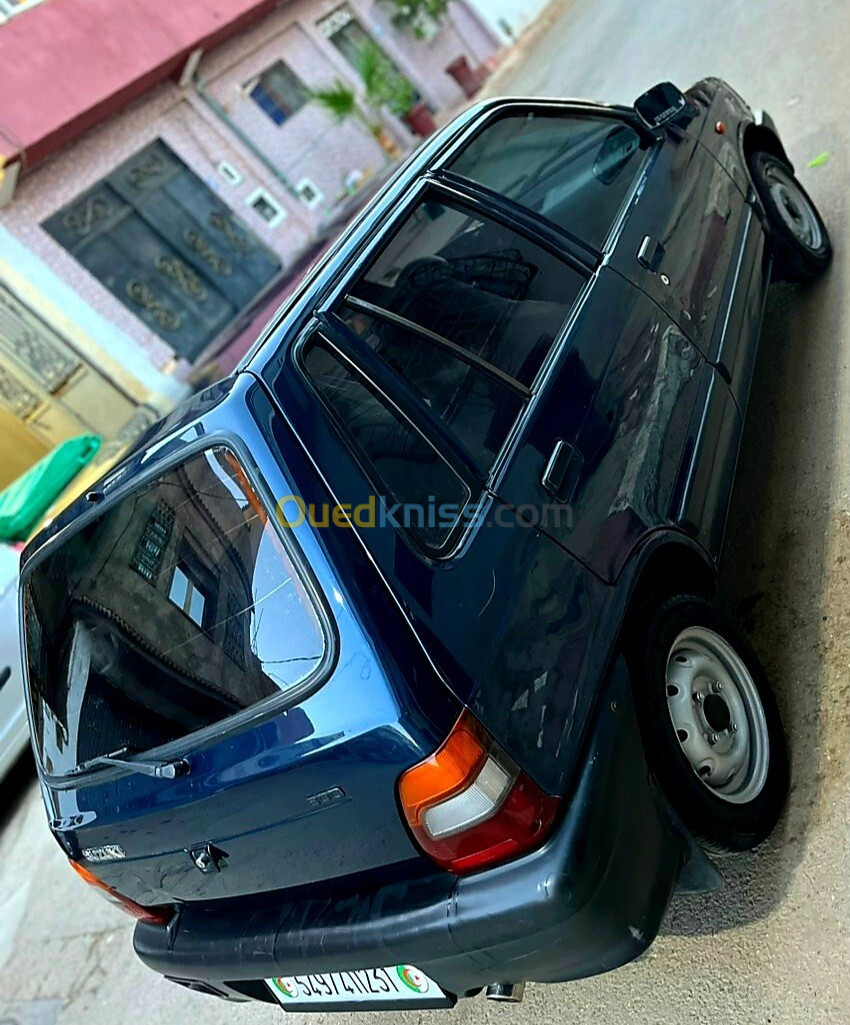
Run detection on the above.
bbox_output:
[399,713,487,830]
[69,860,173,926]
[399,711,560,875]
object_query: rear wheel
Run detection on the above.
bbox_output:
[628,594,789,853]
[749,150,832,282]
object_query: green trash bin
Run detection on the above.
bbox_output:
[0,434,102,543]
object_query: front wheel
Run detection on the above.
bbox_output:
[628,594,789,853]
[749,150,832,282]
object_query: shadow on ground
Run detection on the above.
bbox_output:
[0,751,35,835]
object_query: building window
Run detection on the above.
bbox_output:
[131,502,175,582]
[317,4,355,37]
[0,0,48,17]
[42,140,281,361]
[246,187,287,228]
[169,564,208,628]
[249,61,310,126]
[168,541,216,631]
[295,178,324,210]
[217,161,243,186]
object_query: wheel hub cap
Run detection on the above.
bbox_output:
[765,163,823,251]
[665,627,770,804]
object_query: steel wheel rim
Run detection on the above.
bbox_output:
[765,162,823,251]
[665,626,770,804]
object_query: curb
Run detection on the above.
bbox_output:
[478,0,580,99]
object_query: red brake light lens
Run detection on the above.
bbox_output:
[398,711,559,874]
[69,860,173,926]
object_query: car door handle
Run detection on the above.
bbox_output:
[637,235,665,272]
[0,666,11,691]
[542,441,583,503]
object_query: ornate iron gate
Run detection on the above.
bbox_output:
[0,282,83,425]
[0,280,140,486]
[44,140,282,361]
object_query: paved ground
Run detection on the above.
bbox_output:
[3,0,850,1022]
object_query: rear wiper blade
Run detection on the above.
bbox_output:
[67,747,191,780]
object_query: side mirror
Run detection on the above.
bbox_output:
[634,82,692,130]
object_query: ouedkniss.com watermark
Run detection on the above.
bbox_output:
[275,494,572,533]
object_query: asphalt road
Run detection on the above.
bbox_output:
[3,0,850,1022]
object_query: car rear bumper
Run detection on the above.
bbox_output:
[134,657,709,1001]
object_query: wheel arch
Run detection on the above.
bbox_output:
[742,119,793,174]
[618,532,717,637]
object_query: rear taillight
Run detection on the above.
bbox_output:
[69,860,173,926]
[398,711,559,874]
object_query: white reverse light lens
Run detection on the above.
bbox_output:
[422,756,515,840]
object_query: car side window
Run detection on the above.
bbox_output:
[334,194,584,473]
[449,113,648,250]
[349,197,582,387]
[336,303,526,473]
[302,338,471,553]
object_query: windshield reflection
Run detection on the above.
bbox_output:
[24,447,325,776]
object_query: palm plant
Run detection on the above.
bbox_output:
[380,0,453,38]
[357,41,416,118]
[312,81,363,126]
[312,42,416,130]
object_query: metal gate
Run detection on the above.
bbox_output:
[43,139,282,362]
[0,281,140,488]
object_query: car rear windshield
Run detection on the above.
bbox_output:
[449,113,648,250]
[23,447,328,777]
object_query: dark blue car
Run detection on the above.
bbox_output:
[19,79,830,1011]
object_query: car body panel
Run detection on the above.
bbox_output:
[690,77,776,195]
[134,657,688,995]
[263,336,614,795]
[674,365,745,555]
[608,120,750,363]
[676,80,775,418]
[494,269,707,581]
[25,377,460,904]
[703,202,772,415]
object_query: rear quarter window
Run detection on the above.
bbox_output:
[23,446,329,776]
[302,337,471,553]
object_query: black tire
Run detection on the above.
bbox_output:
[627,594,789,853]
[749,150,832,282]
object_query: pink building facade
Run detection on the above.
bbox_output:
[0,0,499,396]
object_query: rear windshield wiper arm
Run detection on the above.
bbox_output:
[67,748,191,780]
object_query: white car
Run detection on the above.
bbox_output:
[0,542,28,781]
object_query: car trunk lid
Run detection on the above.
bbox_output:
[22,441,457,906]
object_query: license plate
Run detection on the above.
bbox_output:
[265,965,451,1011]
